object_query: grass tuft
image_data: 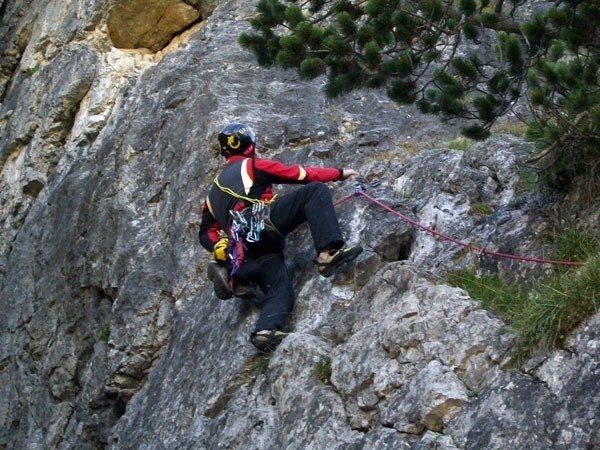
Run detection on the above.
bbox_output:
[446,226,600,364]
[99,322,110,342]
[315,355,332,384]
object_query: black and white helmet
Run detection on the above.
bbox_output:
[217,122,256,157]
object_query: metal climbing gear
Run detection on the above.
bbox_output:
[227,202,270,275]
[230,203,267,243]
[247,202,266,242]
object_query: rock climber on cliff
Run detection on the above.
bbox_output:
[198,122,362,352]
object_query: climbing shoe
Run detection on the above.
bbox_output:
[315,245,363,278]
[207,263,233,300]
[233,279,262,300]
[250,329,289,352]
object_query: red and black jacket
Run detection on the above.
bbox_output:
[199,155,343,252]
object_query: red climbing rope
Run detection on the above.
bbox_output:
[333,191,357,207]
[336,186,586,267]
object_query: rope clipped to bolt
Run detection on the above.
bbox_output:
[335,182,585,267]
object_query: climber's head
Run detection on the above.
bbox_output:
[217,122,256,158]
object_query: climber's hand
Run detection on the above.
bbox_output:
[213,236,229,263]
[341,169,357,180]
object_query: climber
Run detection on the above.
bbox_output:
[198,122,362,352]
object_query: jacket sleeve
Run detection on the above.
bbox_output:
[198,201,222,252]
[252,158,343,185]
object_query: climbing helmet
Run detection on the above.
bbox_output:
[217,122,256,157]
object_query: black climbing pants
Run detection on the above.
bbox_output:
[240,182,345,332]
[250,252,295,332]
[268,181,344,253]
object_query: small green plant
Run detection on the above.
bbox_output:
[99,322,110,342]
[466,388,478,399]
[514,254,600,354]
[446,269,527,323]
[254,353,272,375]
[446,226,600,364]
[446,136,473,151]
[471,201,493,217]
[551,225,599,268]
[25,66,39,76]
[314,355,332,384]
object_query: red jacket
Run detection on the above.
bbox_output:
[199,155,343,252]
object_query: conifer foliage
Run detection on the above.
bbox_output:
[239,0,600,189]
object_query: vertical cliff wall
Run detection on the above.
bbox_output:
[1,1,598,449]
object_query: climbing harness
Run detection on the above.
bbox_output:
[214,173,280,275]
[336,182,586,267]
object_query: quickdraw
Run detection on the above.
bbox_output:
[227,202,269,275]
[229,203,267,243]
[247,202,266,242]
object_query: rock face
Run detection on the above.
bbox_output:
[0,1,599,449]
[107,0,213,51]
